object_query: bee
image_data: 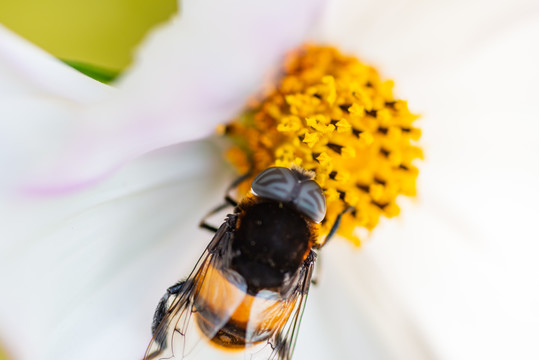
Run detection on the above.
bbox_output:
[144,166,351,360]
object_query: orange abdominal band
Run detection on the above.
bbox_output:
[194,264,295,350]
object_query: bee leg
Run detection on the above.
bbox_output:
[151,281,186,335]
[199,169,253,233]
[315,206,355,249]
[199,200,235,232]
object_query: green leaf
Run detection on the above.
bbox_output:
[61,59,121,84]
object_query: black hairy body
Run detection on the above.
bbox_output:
[231,198,317,294]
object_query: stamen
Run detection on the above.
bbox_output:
[326,143,343,154]
[365,109,378,117]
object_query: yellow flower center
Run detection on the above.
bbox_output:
[222,45,422,246]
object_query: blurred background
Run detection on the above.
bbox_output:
[0,0,177,71]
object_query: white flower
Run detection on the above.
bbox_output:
[1,0,539,360]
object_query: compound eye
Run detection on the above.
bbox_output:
[295,180,326,223]
[251,167,327,223]
[251,167,296,203]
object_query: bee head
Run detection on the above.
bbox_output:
[251,167,326,223]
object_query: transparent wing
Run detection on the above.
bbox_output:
[248,251,317,360]
[143,217,246,360]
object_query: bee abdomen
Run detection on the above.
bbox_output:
[193,264,293,350]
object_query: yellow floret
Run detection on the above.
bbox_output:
[224,45,422,246]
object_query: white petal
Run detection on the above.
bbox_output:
[321,1,539,358]
[0,140,235,360]
[393,17,539,357]
[321,0,538,76]
[295,240,435,360]
[9,0,326,194]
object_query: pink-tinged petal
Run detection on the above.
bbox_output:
[13,0,327,194]
[0,140,234,360]
[0,25,113,194]
[115,0,326,135]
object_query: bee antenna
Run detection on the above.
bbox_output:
[315,205,355,248]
